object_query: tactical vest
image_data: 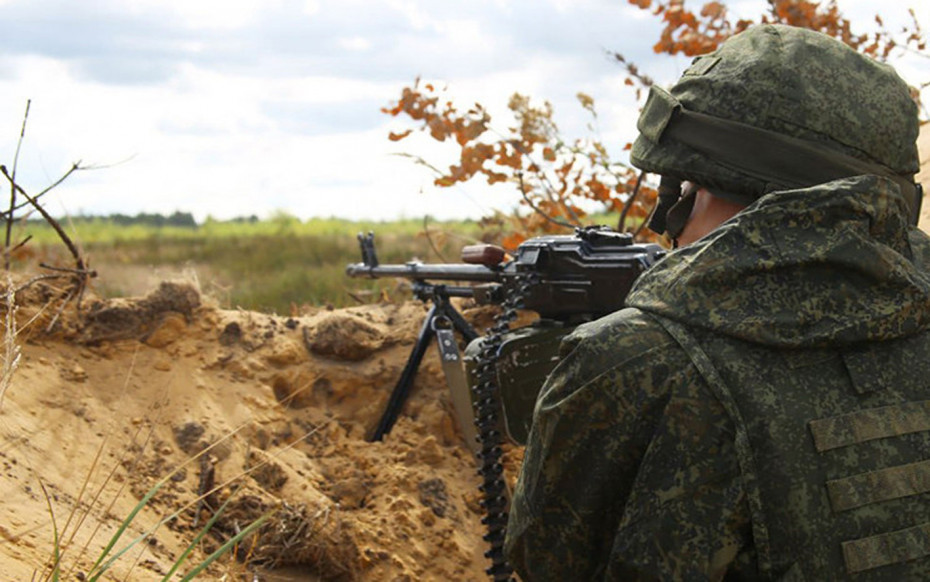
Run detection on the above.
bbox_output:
[653,315,930,580]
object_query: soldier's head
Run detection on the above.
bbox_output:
[631,24,921,243]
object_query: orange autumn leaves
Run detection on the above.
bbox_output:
[639,0,925,59]
[383,81,658,249]
[383,1,926,249]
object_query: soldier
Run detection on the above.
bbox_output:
[506,24,929,580]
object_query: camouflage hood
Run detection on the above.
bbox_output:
[627,175,930,348]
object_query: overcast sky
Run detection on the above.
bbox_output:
[0,0,925,222]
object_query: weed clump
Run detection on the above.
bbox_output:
[225,497,361,581]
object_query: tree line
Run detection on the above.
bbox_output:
[25,211,262,228]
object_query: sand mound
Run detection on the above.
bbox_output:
[0,274,516,580]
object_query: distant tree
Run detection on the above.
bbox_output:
[384,0,928,248]
[227,214,260,224]
[166,211,197,228]
[57,211,199,228]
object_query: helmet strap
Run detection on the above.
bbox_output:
[665,183,699,242]
[647,175,682,235]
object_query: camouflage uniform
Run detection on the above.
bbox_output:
[506,25,930,581]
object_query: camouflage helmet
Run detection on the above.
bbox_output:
[631,24,922,231]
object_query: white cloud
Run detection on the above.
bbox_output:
[15,0,924,224]
[0,0,662,216]
[121,0,284,30]
[338,36,372,52]
[383,0,436,31]
[303,0,321,16]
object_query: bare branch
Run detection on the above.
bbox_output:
[608,51,655,89]
[504,138,585,226]
[6,100,31,269]
[0,165,85,269]
[44,287,76,333]
[618,172,644,234]
[388,152,448,178]
[38,263,96,276]
[14,273,69,295]
[0,190,60,219]
[421,214,449,263]
[0,161,92,222]
[516,173,576,230]
[0,165,95,312]
[10,235,31,255]
[34,162,83,199]
[10,100,30,188]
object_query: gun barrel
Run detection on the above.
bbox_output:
[346,262,501,282]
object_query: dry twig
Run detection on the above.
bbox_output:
[516,172,575,229]
[0,165,96,316]
[5,100,30,270]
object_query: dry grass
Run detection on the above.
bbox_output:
[14,218,490,313]
[0,275,21,409]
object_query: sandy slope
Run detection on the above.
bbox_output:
[0,278,513,580]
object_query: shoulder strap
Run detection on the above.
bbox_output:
[651,314,776,578]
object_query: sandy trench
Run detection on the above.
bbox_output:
[0,277,518,581]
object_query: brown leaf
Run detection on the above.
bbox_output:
[388,129,413,142]
[576,92,595,111]
[701,1,724,19]
[502,232,526,251]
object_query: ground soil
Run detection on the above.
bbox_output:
[0,276,520,581]
[1,125,927,582]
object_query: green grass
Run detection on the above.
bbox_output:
[34,421,272,582]
[20,215,483,244]
[12,216,490,313]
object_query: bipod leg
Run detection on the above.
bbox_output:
[440,300,478,343]
[368,303,438,441]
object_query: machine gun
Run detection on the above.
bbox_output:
[347,226,664,581]
[346,226,665,444]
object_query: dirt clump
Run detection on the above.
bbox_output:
[304,313,386,361]
[79,280,201,344]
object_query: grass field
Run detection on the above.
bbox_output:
[10,215,496,313]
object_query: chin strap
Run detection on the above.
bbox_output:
[664,183,700,241]
[646,176,702,243]
[646,175,682,235]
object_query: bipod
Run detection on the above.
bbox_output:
[368,282,480,447]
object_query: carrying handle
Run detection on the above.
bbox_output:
[462,244,507,267]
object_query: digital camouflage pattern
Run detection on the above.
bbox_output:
[505,175,930,580]
[631,25,920,205]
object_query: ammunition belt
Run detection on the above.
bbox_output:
[470,273,535,581]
